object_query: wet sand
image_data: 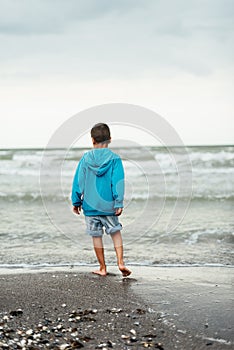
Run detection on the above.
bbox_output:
[131,266,234,347]
[0,266,233,349]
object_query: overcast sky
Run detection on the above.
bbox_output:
[0,0,233,147]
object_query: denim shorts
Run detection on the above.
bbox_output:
[85,215,122,237]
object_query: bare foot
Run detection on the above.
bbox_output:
[92,269,107,276]
[119,265,132,277]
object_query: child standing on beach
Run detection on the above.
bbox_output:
[71,123,131,277]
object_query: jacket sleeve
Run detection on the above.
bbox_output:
[71,157,85,207]
[112,157,125,208]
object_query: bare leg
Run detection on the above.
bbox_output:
[111,231,131,277]
[92,236,107,276]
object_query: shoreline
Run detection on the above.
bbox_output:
[0,266,233,349]
[0,262,234,275]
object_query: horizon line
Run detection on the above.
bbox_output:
[1,144,233,150]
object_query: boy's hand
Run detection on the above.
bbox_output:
[73,206,81,215]
[115,208,123,216]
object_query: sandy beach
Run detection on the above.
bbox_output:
[0,266,233,349]
[132,266,234,347]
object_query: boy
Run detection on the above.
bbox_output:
[71,123,131,277]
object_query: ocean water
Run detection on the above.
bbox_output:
[0,146,233,269]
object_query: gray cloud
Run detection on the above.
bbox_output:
[0,0,146,34]
[1,0,233,37]
[0,0,233,78]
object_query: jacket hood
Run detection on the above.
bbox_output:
[84,148,117,176]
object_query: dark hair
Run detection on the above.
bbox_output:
[91,123,111,144]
